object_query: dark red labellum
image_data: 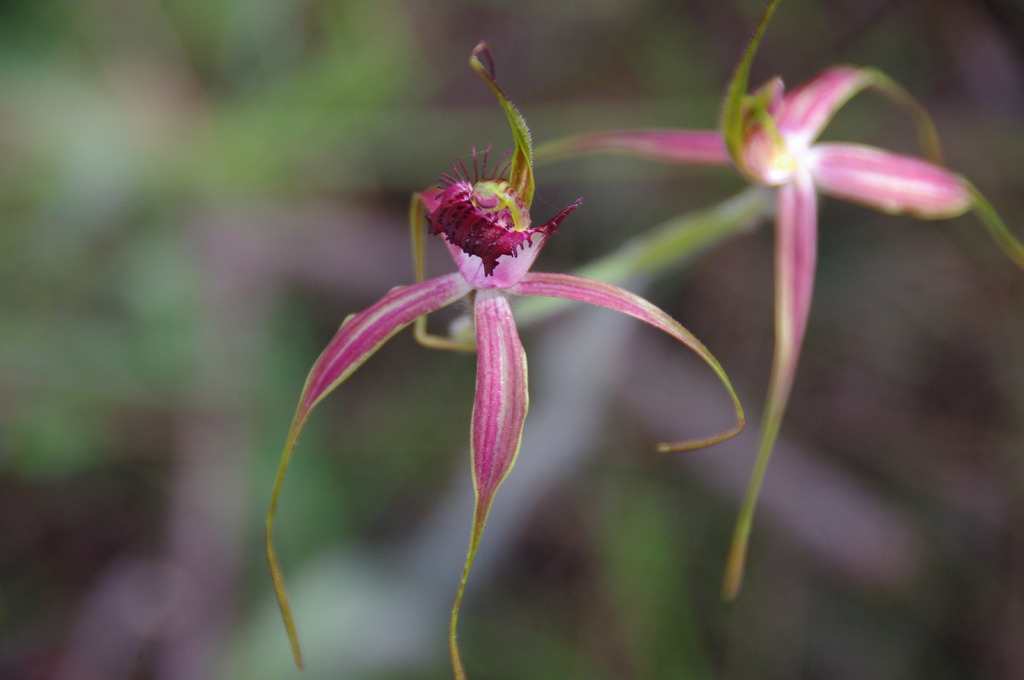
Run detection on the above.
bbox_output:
[428,182,535,276]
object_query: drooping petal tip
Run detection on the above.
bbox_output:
[722,172,818,602]
[266,273,472,668]
[511,272,745,450]
[449,289,530,679]
[964,180,1024,270]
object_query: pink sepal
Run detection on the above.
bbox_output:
[295,273,472,424]
[547,130,730,167]
[471,289,529,506]
[775,67,870,145]
[806,143,971,217]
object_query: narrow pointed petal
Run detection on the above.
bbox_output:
[513,187,772,326]
[450,288,528,679]
[470,42,535,207]
[777,67,945,163]
[536,130,731,166]
[511,272,745,448]
[471,290,529,503]
[293,273,474,437]
[775,67,875,145]
[267,272,472,668]
[806,143,971,218]
[721,0,783,164]
[723,172,817,599]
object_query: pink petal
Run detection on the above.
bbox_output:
[471,289,529,504]
[776,67,872,145]
[539,130,730,167]
[806,143,971,217]
[450,288,529,677]
[295,273,472,422]
[723,172,818,598]
[774,172,818,357]
[511,272,744,449]
[266,272,472,668]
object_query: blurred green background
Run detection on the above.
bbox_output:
[2,0,1023,678]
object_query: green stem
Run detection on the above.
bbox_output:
[449,499,491,680]
[966,180,1024,269]
[721,348,791,599]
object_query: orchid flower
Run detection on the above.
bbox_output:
[265,42,745,678]
[539,0,1024,599]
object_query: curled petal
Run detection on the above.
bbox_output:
[267,272,472,668]
[450,289,529,679]
[535,130,731,167]
[775,67,875,146]
[511,272,745,449]
[723,172,818,599]
[806,143,971,218]
[777,66,945,162]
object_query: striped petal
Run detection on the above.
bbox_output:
[450,288,529,679]
[267,272,472,669]
[536,130,730,166]
[776,67,945,165]
[774,172,819,356]
[779,66,945,164]
[806,142,971,218]
[723,171,818,599]
[775,67,875,146]
[511,272,745,449]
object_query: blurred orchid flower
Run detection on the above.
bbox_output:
[265,42,745,678]
[539,0,1024,599]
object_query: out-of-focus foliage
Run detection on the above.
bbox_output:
[1,0,1023,678]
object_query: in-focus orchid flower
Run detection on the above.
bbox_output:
[539,0,1024,599]
[265,42,745,678]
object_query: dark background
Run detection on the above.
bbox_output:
[2,0,1023,678]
